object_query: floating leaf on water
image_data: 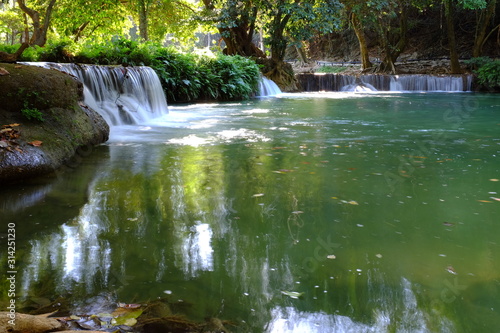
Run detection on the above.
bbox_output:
[443,222,455,226]
[375,254,383,258]
[291,211,303,214]
[127,217,138,221]
[331,197,338,199]
[326,254,336,259]
[446,266,457,275]
[490,179,499,182]
[348,201,359,205]
[281,291,304,299]
[111,307,143,326]
[252,193,265,197]
[491,197,500,202]
[477,200,493,203]
[117,303,142,309]
[112,317,137,326]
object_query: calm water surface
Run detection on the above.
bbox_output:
[1,92,500,332]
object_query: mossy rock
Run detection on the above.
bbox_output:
[0,63,109,183]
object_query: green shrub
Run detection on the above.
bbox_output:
[466,57,500,90]
[464,56,492,69]
[198,55,260,101]
[2,38,261,102]
[476,60,500,89]
[21,106,44,122]
[149,48,202,102]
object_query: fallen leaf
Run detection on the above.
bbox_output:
[0,67,10,76]
[446,266,457,275]
[281,291,304,299]
[28,140,43,146]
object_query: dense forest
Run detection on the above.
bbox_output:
[1,0,500,91]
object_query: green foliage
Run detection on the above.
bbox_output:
[38,38,76,62]
[150,48,202,102]
[475,60,500,89]
[151,50,260,102]
[198,54,260,100]
[464,56,492,68]
[316,65,348,73]
[21,106,44,122]
[466,57,500,89]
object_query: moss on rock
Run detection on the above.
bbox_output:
[0,63,109,183]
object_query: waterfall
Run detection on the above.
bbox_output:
[257,76,282,96]
[24,62,169,126]
[296,73,474,92]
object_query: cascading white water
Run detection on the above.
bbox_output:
[258,76,282,96]
[296,73,474,92]
[24,62,169,126]
[389,74,471,91]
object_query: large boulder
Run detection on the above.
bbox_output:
[0,63,109,183]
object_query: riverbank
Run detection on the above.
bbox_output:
[0,63,109,184]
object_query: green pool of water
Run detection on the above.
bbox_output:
[1,92,500,332]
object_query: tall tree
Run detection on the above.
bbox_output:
[443,0,491,73]
[0,0,57,62]
[52,0,127,42]
[120,0,195,42]
[443,0,462,73]
[340,0,374,70]
[471,0,496,57]
[201,0,265,57]
[373,0,410,73]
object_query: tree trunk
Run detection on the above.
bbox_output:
[0,0,56,62]
[473,0,497,58]
[138,0,149,41]
[350,13,372,70]
[444,0,462,73]
[220,26,266,57]
[295,42,308,64]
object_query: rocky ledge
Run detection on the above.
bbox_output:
[0,63,109,184]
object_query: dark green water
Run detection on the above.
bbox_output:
[2,92,500,332]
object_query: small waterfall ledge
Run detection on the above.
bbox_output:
[296,73,474,92]
[25,62,169,126]
[257,76,282,97]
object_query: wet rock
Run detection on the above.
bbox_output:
[0,63,109,183]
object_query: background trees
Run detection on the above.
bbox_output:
[0,0,499,72]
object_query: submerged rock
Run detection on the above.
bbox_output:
[0,63,109,183]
